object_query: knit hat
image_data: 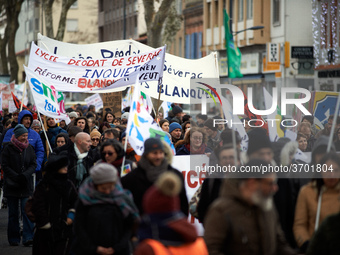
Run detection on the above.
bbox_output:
[121,112,129,120]
[31,119,41,128]
[169,122,182,133]
[247,128,272,156]
[90,163,118,185]
[14,124,28,138]
[171,104,183,115]
[203,118,218,131]
[68,112,78,118]
[143,172,182,213]
[45,155,68,173]
[143,138,164,155]
[90,130,101,139]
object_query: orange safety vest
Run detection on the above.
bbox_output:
[142,237,208,255]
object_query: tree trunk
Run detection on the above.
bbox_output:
[43,0,54,39]
[5,0,24,83]
[55,0,77,41]
[143,0,175,48]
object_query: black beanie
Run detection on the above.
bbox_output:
[247,128,272,156]
[203,118,218,131]
[171,104,183,115]
[143,138,164,155]
[45,155,69,173]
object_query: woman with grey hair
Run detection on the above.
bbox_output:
[73,163,139,255]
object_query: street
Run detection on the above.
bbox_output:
[0,208,31,255]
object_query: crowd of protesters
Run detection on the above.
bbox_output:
[0,102,339,255]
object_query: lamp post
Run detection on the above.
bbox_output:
[233,26,264,35]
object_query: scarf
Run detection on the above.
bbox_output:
[112,157,124,169]
[190,143,208,155]
[74,144,88,187]
[11,135,29,152]
[138,156,169,183]
[79,177,140,221]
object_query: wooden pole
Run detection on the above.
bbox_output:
[20,81,27,111]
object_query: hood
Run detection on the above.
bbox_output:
[18,110,33,129]
[220,179,245,202]
[312,135,335,163]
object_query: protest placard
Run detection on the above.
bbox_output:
[38,33,219,104]
[172,155,208,236]
[102,92,122,118]
[27,42,165,93]
[84,93,103,110]
[0,81,15,108]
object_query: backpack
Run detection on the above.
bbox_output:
[24,196,35,222]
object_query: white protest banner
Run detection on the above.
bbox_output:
[126,79,174,155]
[172,155,209,236]
[84,93,103,110]
[0,81,15,108]
[159,101,171,118]
[8,100,17,113]
[38,33,220,103]
[24,67,71,124]
[121,87,133,110]
[27,42,165,93]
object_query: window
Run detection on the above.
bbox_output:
[273,0,280,25]
[247,0,253,19]
[238,0,244,22]
[70,1,78,9]
[66,19,78,32]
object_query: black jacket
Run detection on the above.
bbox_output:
[60,144,94,189]
[32,174,78,255]
[1,142,37,197]
[121,164,188,216]
[73,200,133,255]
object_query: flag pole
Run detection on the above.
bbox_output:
[20,81,27,111]
[37,111,53,154]
[327,92,340,152]
[155,45,166,124]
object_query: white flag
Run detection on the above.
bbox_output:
[126,79,174,155]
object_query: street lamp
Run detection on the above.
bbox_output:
[233,26,264,35]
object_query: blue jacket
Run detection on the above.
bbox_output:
[3,110,44,171]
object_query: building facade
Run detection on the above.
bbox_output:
[202,0,314,112]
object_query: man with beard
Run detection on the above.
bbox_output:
[204,159,296,255]
[121,138,188,216]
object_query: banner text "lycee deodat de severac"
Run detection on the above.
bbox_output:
[27,42,165,93]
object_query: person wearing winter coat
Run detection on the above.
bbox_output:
[293,152,340,253]
[204,159,296,255]
[134,172,208,255]
[306,211,340,255]
[2,110,44,173]
[60,132,94,189]
[1,124,37,246]
[176,127,212,155]
[98,139,135,174]
[40,117,67,149]
[32,155,78,255]
[73,163,140,255]
[121,138,188,216]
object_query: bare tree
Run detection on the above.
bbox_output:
[0,0,24,83]
[143,0,181,48]
[42,0,77,41]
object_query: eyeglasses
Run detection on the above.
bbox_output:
[102,151,114,156]
[92,138,100,141]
